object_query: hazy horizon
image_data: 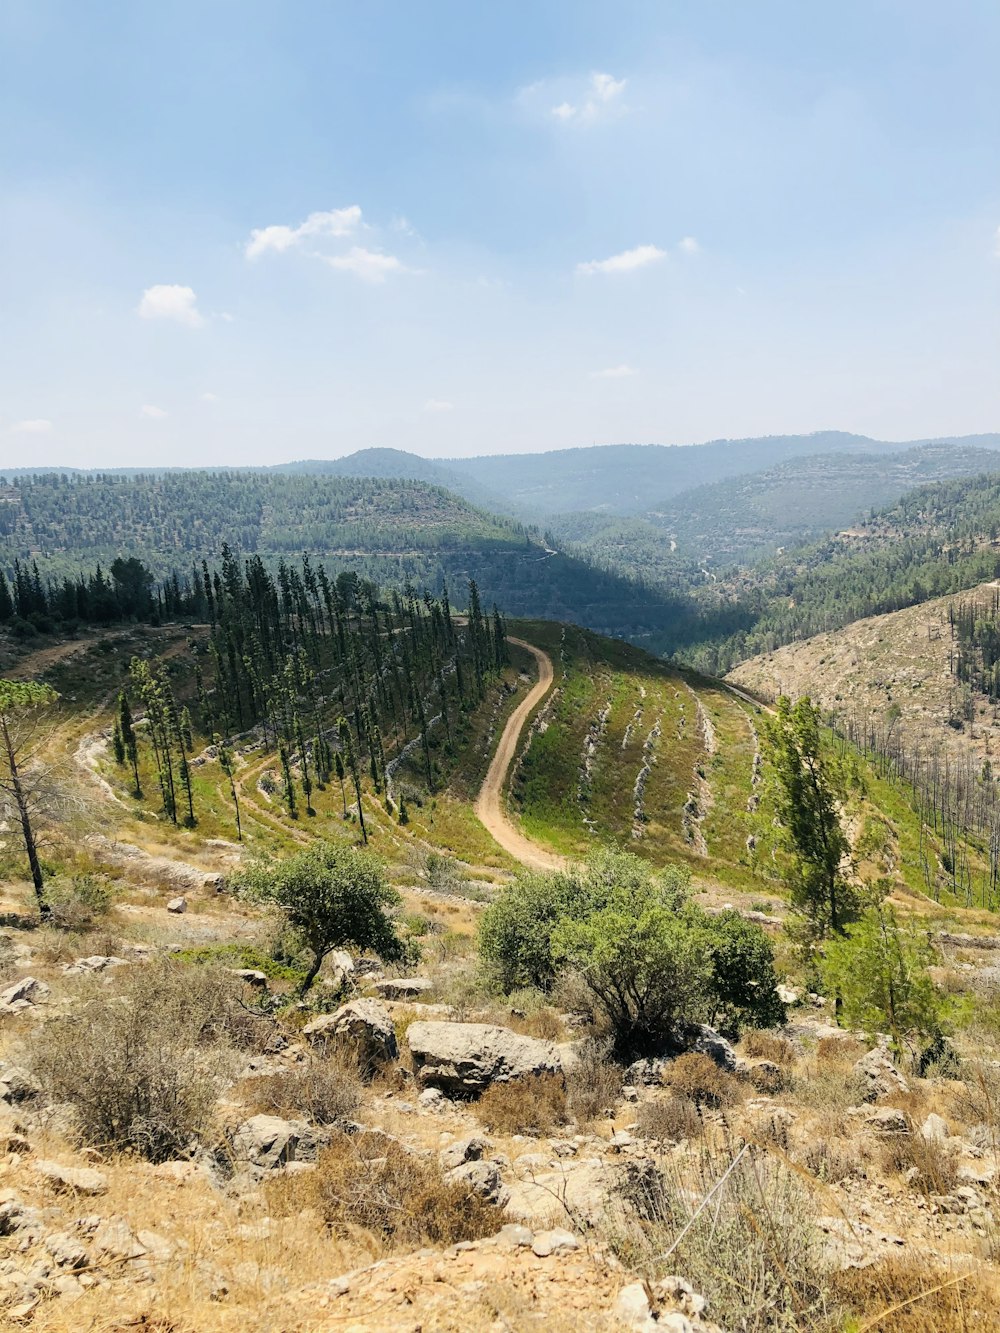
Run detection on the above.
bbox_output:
[3,2,999,470]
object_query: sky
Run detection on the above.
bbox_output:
[1,0,998,468]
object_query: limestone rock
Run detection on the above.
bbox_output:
[854,1047,909,1103]
[166,896,187,914]
[440,1135,490,1171]
[614,1281,655,1329]
[0,977,50,1013]
[34,1160,109,1196]
[921,1112,949,1143]
[303,998,398,1069]
[374,976,432,1000]
[686,1025,738,1071]
[446,1159,508,1206]
[231,1115,321,1172]
[406,1021,562,1095]
[531,1227,579,1257]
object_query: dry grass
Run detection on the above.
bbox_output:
[566,1037,624,1125]
[879,1132,959,1196]
[741,1030,797,1065]
[635,1093,702,1143]
[248,1054,362,1126]
[268,1129,505,1251]
[664,1052,741,1109]
[831,1258,1000,1332]
[473,1073,568,1136]
[28,959,271,1161]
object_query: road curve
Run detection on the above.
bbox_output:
[474,636,569,872]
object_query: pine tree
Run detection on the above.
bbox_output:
[339,718,367,843]
[335,749,347,816]
[118,691,141,798]
[216,735,242,841]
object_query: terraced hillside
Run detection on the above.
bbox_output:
[503,622,761,888]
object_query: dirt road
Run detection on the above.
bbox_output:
[474,636,569,872]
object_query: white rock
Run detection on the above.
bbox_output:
[166,897,187,914]
[530,1227,579,1258]
[34,1160,109,1196]
[614,1281,655,1329]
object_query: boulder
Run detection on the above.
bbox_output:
[64,955,127,976]
[374,976,432,1000]
[439,1135,490,1171]
[230,968,269,988]
[303,998,398,1069]
[686,1024,738,1071]
[0,977,50,1013]
[166,897,187,914]
[855,1106,909,1136]
[921,1112,950,1143]
[615,1282,655,1330]
[230,1115,321,1172]
[854,1046,909,1103]
[34,1160,109,1195]
[406,1021,562,1095]
[446,1159,508,1206]
[530,1228,580,1258]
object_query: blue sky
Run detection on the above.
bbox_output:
[1,0,998,467]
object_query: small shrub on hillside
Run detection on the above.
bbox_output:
[474,1074,567,1136]
[665,1053,741,1109]
[706,911,786,1034]
[46,874,115,931]
[566,1036,624,1124]
[30,961,246,1160]
[607,1142,830,1333]
[801,1138,859,1184]
[251,1056,361,1126]
[636,1094,702,1143]
[741,1030,797,1065]
[273,1130,504,1249]
[880,1133,958,1196]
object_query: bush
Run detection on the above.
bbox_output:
[822,904,946,1062]
[274,1130,504,1249]
[664,1053,740,1109]
[566,1037,624,1124]
[879,1133,958,1196]
[741,1031,797,1065]
[251,1055,362,1126]
[478,869,590,991]
[707,912,786,1033]
[29,961,249,1160]
[607,1142,830,1333]
[233,841,405,992]
[46,874,115,932]
[474,1074,567,1136]
[636,1094,702,1143]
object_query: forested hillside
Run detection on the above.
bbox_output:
[676,470,1000,673]
[0,471,690,642]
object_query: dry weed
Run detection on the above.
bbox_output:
[665,1052,741,1109]
[250,1054,361,1125]
[879,1132,958,1196]
[269,1129,504,1250]
[566,1037,624,1125]
[474,1074,567,1136]
[741,1030,797,1065]
[635,1093,702,1143]
[831,1258,999,1332]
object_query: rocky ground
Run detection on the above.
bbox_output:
[0,869,997,1331]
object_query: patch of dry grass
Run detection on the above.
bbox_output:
[664,1052,741,1109]
[474,1073,568,1136]
[635,1093,702,1143]
[268,1129,505,1251]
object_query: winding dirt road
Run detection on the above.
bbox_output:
[474,636,569,872]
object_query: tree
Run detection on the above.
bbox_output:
[338,718,367,843]
[822,903,945,1062]
[765,695,856,941]
[216,735,241,841]
[479,870,589,992]
[117,691,141,797]
[0,679,59,917]
[233,841,404,992]
[706,911,786,1033]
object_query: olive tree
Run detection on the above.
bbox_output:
[233,840,404,992]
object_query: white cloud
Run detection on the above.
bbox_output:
[550,71,627,123]
[576,244,665,276]
[140,404,168,419]
[325,247,404,282]
[591,364,638,379]
[137,284,203,327]
[200,391,218,402]
[423,398,454,413]
[245,205,363,259]
[10,418,52,434]
[678,236,701,255]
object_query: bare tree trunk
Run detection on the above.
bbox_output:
[0,713,49,918]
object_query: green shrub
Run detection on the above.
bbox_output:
[707,911,786,1034]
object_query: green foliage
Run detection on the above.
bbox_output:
[173,941,306,984]
[707,910,786,1032]
[764,695,857,940]
[822,903,946,1060]
[482,849,783,1056]
[232,841,404,992]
